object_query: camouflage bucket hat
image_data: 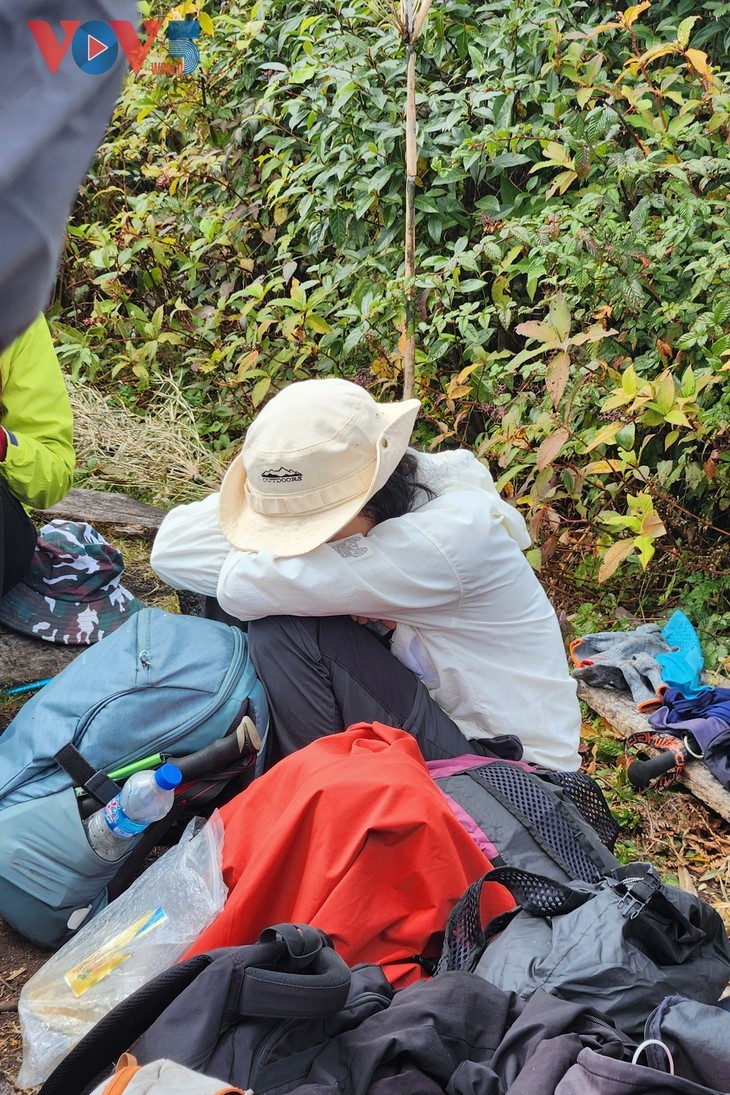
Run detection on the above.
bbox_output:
[0,520,144,645]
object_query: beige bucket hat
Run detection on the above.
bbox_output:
[218,378,420,556]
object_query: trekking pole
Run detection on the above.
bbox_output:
[628,748,682,789]
[627,731,700,790]
[3,677,54,697]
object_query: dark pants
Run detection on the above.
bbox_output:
[243,613,522,769]
[0,480,36,596]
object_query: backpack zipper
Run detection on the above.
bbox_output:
[247,990,392,1088]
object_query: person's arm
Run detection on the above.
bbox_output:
[151,492,237,598]
[217,500,467,623]
[151,490,466,622]
[0,316,75,508]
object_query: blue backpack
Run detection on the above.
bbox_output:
[0,607,268,948]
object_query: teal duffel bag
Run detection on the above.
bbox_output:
[0,607,268,947]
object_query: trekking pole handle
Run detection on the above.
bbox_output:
[628,749,678,789]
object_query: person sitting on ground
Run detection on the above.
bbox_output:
[151,378,581,771]
[0,315,75,596]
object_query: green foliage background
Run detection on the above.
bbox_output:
[54,0,730,657]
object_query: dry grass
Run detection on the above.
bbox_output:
[69,380,227,507]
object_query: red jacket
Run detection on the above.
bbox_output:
[186,723,514,988]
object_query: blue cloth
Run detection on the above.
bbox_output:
[649,688,730,791]
[653,687,730,725]
[658,610,708,697]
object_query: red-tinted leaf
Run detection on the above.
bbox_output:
[598,539,635,583]
[535,427,570,471]
[546,350,571,407]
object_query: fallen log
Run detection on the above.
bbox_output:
[578,679,730,824]
[0,626,81,687]
[33,487,166,540]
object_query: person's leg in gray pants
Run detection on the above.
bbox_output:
[247,614,522,768]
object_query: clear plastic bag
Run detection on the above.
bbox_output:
[18,812,226,1088]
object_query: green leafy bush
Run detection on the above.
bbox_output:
[54,0,730,629]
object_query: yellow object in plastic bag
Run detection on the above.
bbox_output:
[18,814,226,1089]
[65,907,169,997]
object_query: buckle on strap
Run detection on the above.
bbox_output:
[616,873,661,920]
[54,743,121,806]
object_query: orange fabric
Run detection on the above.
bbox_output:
[100,1055,138,1094]
[185,724,513,988]
[569,637,583,668]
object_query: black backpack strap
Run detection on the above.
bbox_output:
[485,865,591,915]
[537,769,620,852]
[238,925,351,1019]
[437,865,592,974]
[54,743,120,806]
[39,954,213,1095]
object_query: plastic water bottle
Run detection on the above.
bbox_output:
[84,764,183,861]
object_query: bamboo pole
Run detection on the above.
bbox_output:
[370,0,433,399]
[403,15,417,400]
[400,0,435,400]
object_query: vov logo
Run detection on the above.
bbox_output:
[165,19,201,75]
[28,15,210,76]
[27,19,164,75]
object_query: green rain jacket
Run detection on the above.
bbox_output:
[0,316,75,509]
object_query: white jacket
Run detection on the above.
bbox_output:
[151,450,581,770]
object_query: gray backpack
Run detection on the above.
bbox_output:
[431,756,619,883]
[439,862,730,1040]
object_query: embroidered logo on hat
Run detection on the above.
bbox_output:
[0,520,144,645]
[261,467,304,483]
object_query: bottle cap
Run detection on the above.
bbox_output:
[155,763,183,791]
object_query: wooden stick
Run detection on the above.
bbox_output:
[412,0,435,41]
[403,33,417,400]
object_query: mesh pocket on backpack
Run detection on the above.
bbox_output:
[540,770,619,852]
[468,764,606,883]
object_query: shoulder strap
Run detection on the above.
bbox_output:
[237,925,350,1019]
[485,865,591,914]
[40,927,348,1095]
[537,769,619,852]
[39,956,214,1095]
[465,763,612,882]
[437,865,592,974]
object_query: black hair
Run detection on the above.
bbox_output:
[361,451,435,526]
